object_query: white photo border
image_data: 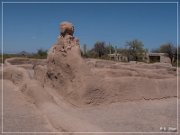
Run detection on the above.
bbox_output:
[1,1,179,134]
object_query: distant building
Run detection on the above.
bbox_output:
[108,52,171,64]
[108,53,128,62]
[147,53,171,63]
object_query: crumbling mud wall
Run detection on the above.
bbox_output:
[33,21,177,107]
[34,22,102,105]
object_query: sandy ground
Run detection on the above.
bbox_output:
[0,58,179,135]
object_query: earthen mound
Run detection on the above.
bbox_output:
[34,21,102,106]
[33,21,177,106]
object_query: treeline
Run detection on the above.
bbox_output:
[31,49,48,59]
[82,40,148,61]
[0,49,48,63]
[82,39,179,66]
[1,40,179,66]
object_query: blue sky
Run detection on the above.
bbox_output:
[1,1,179,53]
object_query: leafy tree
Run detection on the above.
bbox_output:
[105,44,115,54]
[125,39,145,61]
[174,46,180,66]
[83,44,87,55]
[86,49,98,58]
[37,48,47,58]
[159,43,176,63]
[92,41,108,58]
[174,46,180,61]
[117,48,128,55]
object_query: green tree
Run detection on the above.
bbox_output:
[105,43,115,54]
[37,48,47,58]
[83,44,87,55]
[117,48,128,56]
[87,50,98,58]
[93,41,107,58]
[125,39,145,61]
[159,43,176,63]
[174,46,180,61]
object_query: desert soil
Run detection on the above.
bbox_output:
[0,57,179,135]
